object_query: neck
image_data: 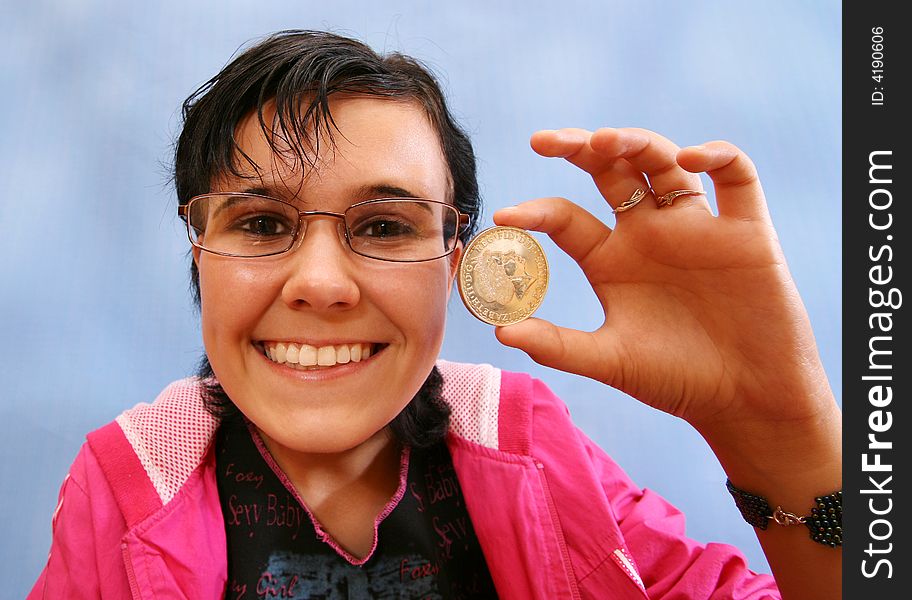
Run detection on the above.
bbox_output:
[256,426,402,505]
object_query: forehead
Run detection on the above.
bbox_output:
[221,97,451,202]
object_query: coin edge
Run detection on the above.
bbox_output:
[456,226,549,326]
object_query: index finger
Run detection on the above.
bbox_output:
[493,197,612,273]
[531,129,657,213]
[590,128,708,212]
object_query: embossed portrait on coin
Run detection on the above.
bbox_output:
[473,250,537,307]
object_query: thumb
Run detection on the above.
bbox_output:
[495,318,615,384]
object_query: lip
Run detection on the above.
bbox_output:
[253,341,387,382]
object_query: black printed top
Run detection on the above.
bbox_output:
[215,423,499,599]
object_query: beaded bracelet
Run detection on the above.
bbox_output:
[725,479,842,547]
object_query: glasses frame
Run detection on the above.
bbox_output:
[178,192,470,263]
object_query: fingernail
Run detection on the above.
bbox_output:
[688,145,706,151]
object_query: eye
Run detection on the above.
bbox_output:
[351,217,415,239]
[237,213,292,237]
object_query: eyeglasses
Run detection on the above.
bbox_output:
[178,193,469,262]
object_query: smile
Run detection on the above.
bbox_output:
[260,341,383,370]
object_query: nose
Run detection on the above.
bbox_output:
[280,217,361,311]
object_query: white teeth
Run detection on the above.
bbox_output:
[317,346,336,366]
[263,342,375,368]
[299,344,317,366]
[285,344,299,364]
[336,345,351,364]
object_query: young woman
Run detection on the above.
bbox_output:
[30,30,841,599]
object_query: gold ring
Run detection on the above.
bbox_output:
[613,187,650,214]
[655,189,706,207]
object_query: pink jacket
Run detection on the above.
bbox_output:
[29,361,779,599]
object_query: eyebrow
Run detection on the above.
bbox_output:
[210,194,275,221]
[236,183,428,203]
[208,188,438,223]
[241,186,283,198]
[352,184,425,200]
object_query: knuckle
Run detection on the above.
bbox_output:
[651,160,680,178]
[707,140,759,179]
[628,126,655,138]
[541,197,576,218]
[630,127,679,150]
[704,139,738,159]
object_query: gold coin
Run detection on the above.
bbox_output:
[457,226,549,326]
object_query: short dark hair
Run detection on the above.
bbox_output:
[175,30,480,447]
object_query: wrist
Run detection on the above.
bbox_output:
[699,400,842,509]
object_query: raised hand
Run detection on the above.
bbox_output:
[493,127,837,444]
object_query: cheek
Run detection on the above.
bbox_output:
[198,259,277,345]
[388,264,453,345]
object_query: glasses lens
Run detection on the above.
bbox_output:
[345,199,458,261]
[187,194,298,257]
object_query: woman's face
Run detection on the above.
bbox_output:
[196,97,460,454]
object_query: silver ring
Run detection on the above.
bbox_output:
[613,187,650,214]
[655,189,706,207]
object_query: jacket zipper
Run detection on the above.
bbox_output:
[535,460,582,600]
[122,541,143,599]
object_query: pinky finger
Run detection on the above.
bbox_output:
[677,141,771,222]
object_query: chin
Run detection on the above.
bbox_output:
[241,394,398,453]
[268,420,395,455]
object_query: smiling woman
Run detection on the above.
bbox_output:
[28,30,841,599]
[197,97,459,464]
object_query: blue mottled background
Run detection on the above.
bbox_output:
[1,0,839,594]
